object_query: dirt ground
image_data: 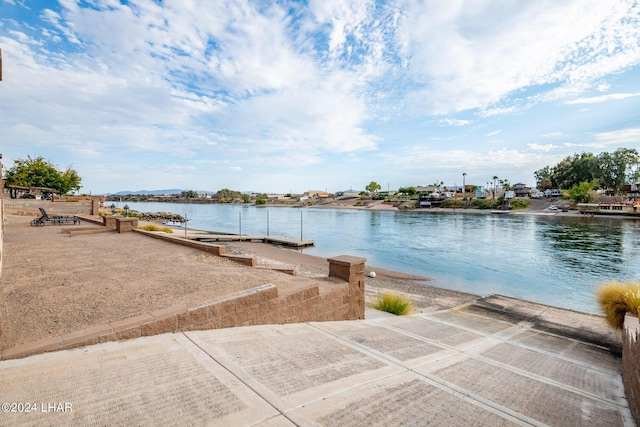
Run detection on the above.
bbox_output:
[0,214,477,350]
[0,216,324,349]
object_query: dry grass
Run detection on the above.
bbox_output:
[596,282,640,330]
[369,292,414,315]
[138,224,174,233]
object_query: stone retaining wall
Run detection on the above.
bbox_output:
[4,199,94,216]
[623,314,640,425]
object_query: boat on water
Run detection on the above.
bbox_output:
[162,221,185,226]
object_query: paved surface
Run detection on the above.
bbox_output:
[0,301,633,426]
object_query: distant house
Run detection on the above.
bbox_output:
[415,185,438,194]
[418,191,448,208]
[475,187,487,199]
[268,194,287,200]
[336,189,361,197]
[513,183,531,198]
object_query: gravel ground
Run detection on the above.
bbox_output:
[0,216,326,349]
[0,214,478,350]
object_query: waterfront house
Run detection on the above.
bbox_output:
[513,183,531,198]
[336,189,361,197]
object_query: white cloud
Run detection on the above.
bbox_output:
[594,127,640,146]
[565,93,640,105]
[528,143,557,152]
[439,118,471,126]
[479,106,518,117]
[397,0,640,114]
[1,0,639,193]
[542,132,565,138]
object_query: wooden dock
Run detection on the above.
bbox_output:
[184,233,314,248]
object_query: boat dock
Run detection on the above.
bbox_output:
[185,233,315,248]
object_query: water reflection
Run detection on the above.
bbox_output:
[537,217,624,274]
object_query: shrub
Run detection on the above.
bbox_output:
[596,282,640,330]
[138,224,173,233]
[441,199,465,208]
[469,198,498,210]
[508,198,530,210]
[370,292,414,315]
[255,198,267,205]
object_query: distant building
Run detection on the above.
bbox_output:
[475,187,487,199]
[415,185,438,194]
[336,189,361,197]
[513,183,531,198]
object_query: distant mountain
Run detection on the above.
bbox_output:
[111,189,214,196]
[113,189,182,195]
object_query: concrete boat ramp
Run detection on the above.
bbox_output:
[1,297,632,426]
[185,233,315,248]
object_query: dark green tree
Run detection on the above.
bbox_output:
[534,148,638,191]
[398,187,416,195]
[4,156,81,194]
[180,190,199,198]
[598,148,639,191]
[534,166,553,190]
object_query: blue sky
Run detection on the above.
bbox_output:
[1,0,639,194]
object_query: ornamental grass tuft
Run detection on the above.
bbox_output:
[138,224,173,234]
[596,282,640,330]
[370,292,414,316]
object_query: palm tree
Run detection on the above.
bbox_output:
[493,176,498,200]
[462,172,467,195]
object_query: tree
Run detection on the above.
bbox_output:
[534,148,639,192]
[492,176,498,199]
[462,172,467,194]
[568,181,597,204]
[216,188,243,202]
[534,166,553,190]
[365,181,381,195]
[598,148,639,191]
[180,190,199,198]
[398,187,416,195]
[4,155,81,194]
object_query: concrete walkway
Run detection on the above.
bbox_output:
[1,300,633,426]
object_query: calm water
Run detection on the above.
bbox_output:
[122,202,640,314]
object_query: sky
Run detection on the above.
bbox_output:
[1,0,640,195]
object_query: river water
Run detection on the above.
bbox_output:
[121,202,640,314]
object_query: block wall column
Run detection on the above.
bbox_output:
[103,215,118,230]
[328,255,366,319]
[91,198,100,215]
[623,314,640,425]
[115,218,138,233]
